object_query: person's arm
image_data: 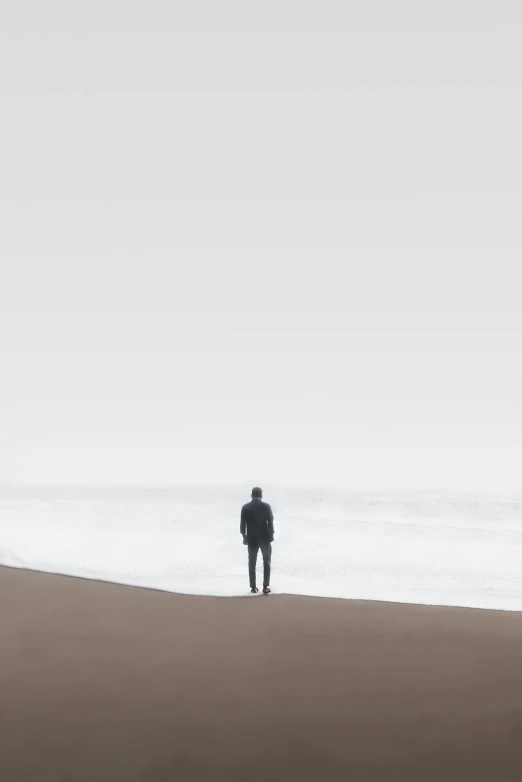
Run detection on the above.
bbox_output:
[240,506,247,538]
[267,505,275,539]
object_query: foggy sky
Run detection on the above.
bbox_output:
[1,2,521,491]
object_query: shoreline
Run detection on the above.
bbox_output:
[2,562,520,613]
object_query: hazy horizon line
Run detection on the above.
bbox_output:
[1,479,520,498]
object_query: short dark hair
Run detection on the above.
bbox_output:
[251,486,262,498]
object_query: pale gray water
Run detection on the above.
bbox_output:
[1,484,521,611]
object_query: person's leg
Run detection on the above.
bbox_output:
[248,540,259,589]
[259,540,272,588]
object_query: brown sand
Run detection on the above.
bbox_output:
[1,565,522,781]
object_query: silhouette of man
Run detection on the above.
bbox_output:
[240,486,275,594]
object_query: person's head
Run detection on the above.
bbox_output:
[251,486,263,499]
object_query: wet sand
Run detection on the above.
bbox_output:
[1,564,521,781]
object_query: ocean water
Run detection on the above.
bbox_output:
[1,484,522,611]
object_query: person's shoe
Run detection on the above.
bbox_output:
[251,587,259,593]
[263,587,271,594]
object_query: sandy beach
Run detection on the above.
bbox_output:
[1,564,522,781]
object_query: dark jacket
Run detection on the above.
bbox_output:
[240,498,275,542]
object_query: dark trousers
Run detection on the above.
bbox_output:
[248,538,272,588]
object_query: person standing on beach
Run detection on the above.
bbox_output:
[240,487,275,594]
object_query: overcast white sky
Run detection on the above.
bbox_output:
[1,2,521,491]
